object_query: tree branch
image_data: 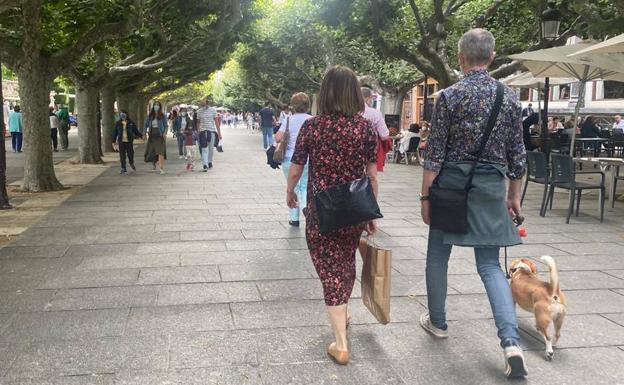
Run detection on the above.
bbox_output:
[0,0,22,14]
[473,0,506,28]
[51,20,134,69]
[407,0,428,37]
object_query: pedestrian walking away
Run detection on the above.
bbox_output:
[8,105,23,153]
[196,96,222,171]
[420,28,528,379]
[171,110,185,159]
[49,106,60,152]
[275,92,312,227]
[259,102,276,150]
[143,101,168,174]
[181,107,198,171]
[112,110,143,174]
[57,106,70,150]
[286,65,379,366]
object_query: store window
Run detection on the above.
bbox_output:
[518,88,529,101]
[603,81,624,99]
[558,84,571,100]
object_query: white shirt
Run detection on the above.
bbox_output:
[278,113,312,161]
[197,106,217,131]
[49,114,60,129]
[361,105,389,139]
[613,120,624,133]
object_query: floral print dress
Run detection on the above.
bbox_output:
[291,113,378,306]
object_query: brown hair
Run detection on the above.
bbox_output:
[290,92,310,113]
[318,65,365,116]
[148,101,164,120]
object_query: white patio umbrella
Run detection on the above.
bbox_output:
[509,42,624,155]
[570,34,624,56]
[502,72,576,126]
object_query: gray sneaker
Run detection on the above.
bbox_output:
[419,313,448,339]
[504,345,528,379]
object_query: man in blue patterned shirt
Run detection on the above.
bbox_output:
[419,29,528,379]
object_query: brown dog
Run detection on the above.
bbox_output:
[509,256,567,361]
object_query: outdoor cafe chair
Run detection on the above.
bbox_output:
[400,137,421,165]
[546,154,605,224]
[609,133,624,157]
[521,151,549,217]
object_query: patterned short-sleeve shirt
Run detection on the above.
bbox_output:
[196,106,217,132]
[424,69,526,180]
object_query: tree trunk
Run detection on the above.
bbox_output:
[0,52,11,208]
[101,86,116,152]
[75,83,103,164]
[18,67,63,192]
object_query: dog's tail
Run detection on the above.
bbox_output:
[540,255,560,300]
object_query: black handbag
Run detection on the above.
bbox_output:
[313,176,383,235]
[429,82,504,234]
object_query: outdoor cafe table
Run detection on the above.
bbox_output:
[575,138,610,157]
[574,157,624,208]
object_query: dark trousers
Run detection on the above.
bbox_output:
[119,141,134,171]
[51,128,58,150]
[177,134,185,156]
[59,124,69,150]
[11,132,23,152]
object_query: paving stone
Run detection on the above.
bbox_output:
[156,282,261,306]
[6,335,168,378]
[0,290,55,313]
[258,360,406,385]
[38,269,140,289]
[549,254,624,270]
[137,241,226,254]
[219,263,314,281]
[155,222,221,232]
[218,221,286,230]
[114,367,262,385]
[0,309,128,342]
[231,300,328,329]
[0,245,68,259]
[138,265,220,285]
[550,242,624,256]
[180,230,245,241]
[48,286,158,311]
[603,313,624,327]
[76,253,179,270]
[564,289,624,314]
[1,374,115,385]
[518,314,624,349]
[392,258,476,275]
[391,274,459,296]
[606,270,624,279]
[64,244,139,258]
[0,342,23,377]
[225,239,295,251]
[169,330,259,368]
[125,304,233,335]
[257,279,343,301]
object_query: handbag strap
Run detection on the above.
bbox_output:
[464,81,505,189]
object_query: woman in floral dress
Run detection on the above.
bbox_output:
[286,65,379,365]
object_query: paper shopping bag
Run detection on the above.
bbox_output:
[358,238,392,324]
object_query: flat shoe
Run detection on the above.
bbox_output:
[326,344,349,365]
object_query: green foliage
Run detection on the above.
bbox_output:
[1,65,16,81]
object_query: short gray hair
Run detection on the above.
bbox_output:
[458,28,495,66]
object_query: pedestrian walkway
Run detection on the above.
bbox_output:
[0,127,623,384]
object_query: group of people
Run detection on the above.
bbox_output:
[6,103,71,154]
[280,28,530,379]
[112,98,223,175]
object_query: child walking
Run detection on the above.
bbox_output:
[183,118,197,171]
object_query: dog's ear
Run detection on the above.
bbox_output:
[522,259,538,274]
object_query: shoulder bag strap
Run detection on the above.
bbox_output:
[464,82,505,189]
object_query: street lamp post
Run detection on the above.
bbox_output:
[539,1,562,154]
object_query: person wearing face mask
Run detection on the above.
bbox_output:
[172,109,186,159]
[143,101,168,174]
[113,110,143,174]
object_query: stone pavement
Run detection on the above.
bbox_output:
[0,126,623,384]
[4,130,79,184]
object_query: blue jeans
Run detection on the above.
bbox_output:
[11,132,23,152]
[262,126,273,149]
[282,160,308,221]
[201,131,215,167]
[425,228,520,347]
